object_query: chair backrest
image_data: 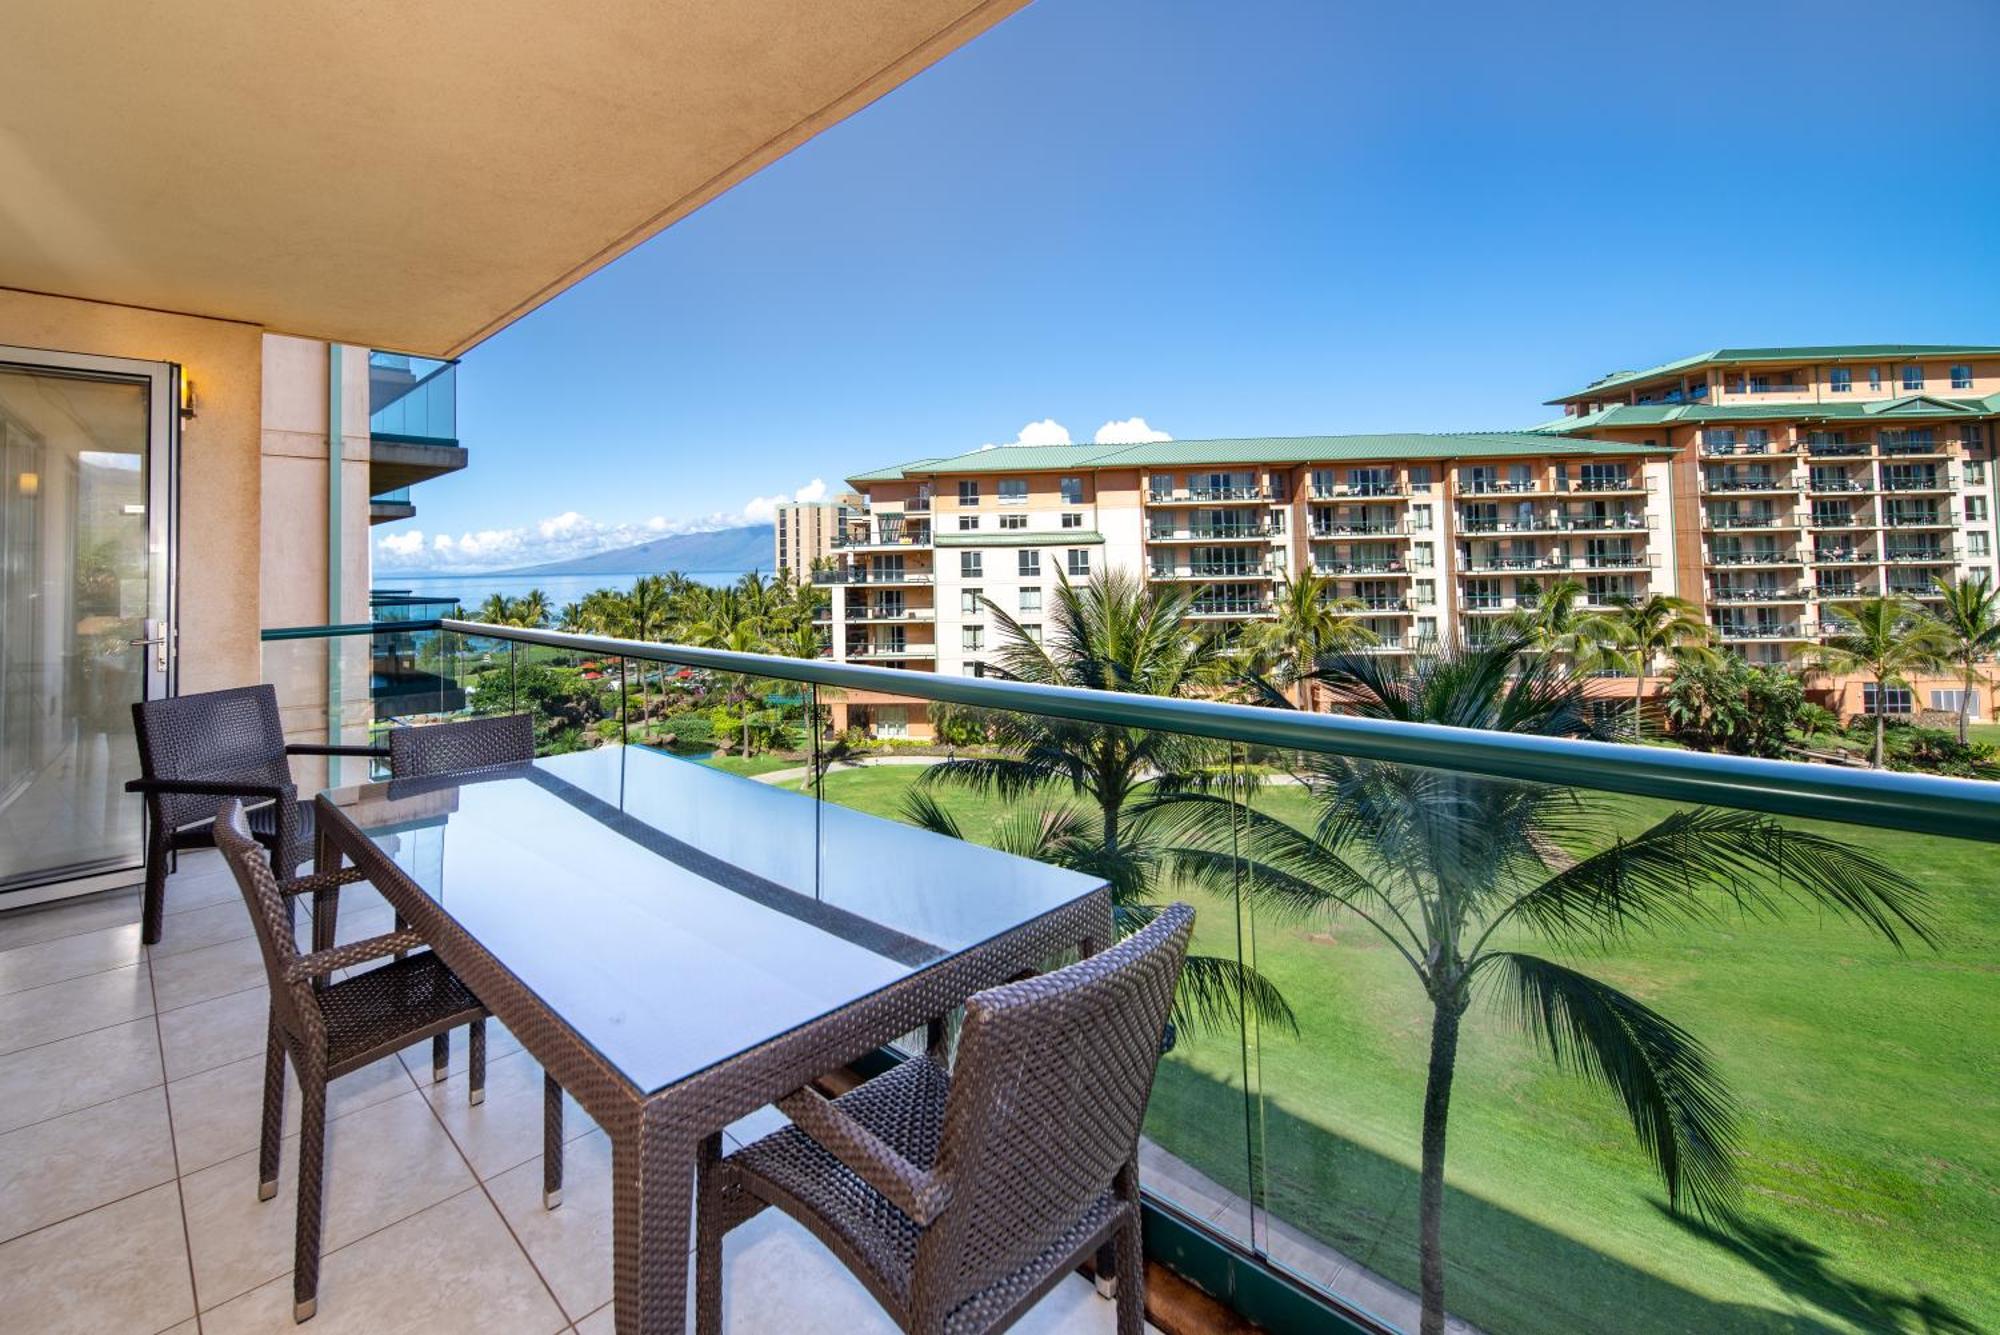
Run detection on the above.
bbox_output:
[132,685,292,830]
[923,902,1194,1309]
[212,799,323,1043]
[388,713,535,778]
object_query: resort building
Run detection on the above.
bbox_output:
[819,346,2000,735]
[774,492,866,575]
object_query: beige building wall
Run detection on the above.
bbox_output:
[0,287,263,693]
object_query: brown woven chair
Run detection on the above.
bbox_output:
[213,798,562,1323]
[696,902,1195,1335]
[387,712,535,778]
[127,684,385,944]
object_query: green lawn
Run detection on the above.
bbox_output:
[811,763,2000,1335]
[688,751,801,779]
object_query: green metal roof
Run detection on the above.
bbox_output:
[1533,392,2000,434]
[933,530,1104,547]
[849,431,1669,485]
[1551,345,2000,403]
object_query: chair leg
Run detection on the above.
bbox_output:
[543,1072,564,1208]
[467,1020,485,1104]
[1114,1206,1145,1335]
[293,1065,329,1323]
[140,831,170,946]
[694,1131,725,1335]
[432,1031,450,1085]
[259,1023,287,1201]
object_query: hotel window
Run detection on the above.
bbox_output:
[1019,587,1041,612]
[998,478,1028,504]
[1967,461,1988,485]
[1968,496,1989,522]
[1148,474,1174,500]
[1269,509,1285,535]
[999,513,1027,530]
[1863,683,1914,715]
[960,588,983,615]
[1412,541,1434,568]
[956,515,978,531]
[1409,466,1433,493]
[958,480,980,505]
[1868,366,1882,391]
[1067,549,1091,576]
[1310,468,1336,497]
[960,552,982,577]
[1060,511,1082,528]
[962,662,984,678]
[1020,624,1042,644]
[1745,428,1772,451]
[1830,368,1852,393]
[1060,476,1084,504]
[962,626,984,651]
[1410,503,1432,529]
[1416,616,1438,642]
[1902,364,1925,391]
[1971,533,1991,558]
[1018,550,1041,577]
[1414,579,1436,605]
[1952,364,1974,389]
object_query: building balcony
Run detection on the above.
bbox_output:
[1710,587,1811,604]
[1881,476,1953,493]
[1806,477,1873,494]
[1704,513,1796,531]
[1309,520,1407,537]
[1710,550,1805,566]
[1146,524,1274,541]
[1150,564,1276,580]
[1571,477,1651,493]
[1312,482,1408,498]
[369,486,416,525]
[847,605,936,622]
[1187,597,1273,617]
[1884,514,1953,529]
[1577,552,1654,569]
[1700,442,1782,457]
[1804,441,1872,457]
[1884,547,1958,565]
[366,352,467,501]
[1463,555,1569,571]
[1701,476,1797,495]
[845,641,939,660]
[1713,621,1808,640]
[832,529,932,549]
[814,568,934,586]
[1458,479,1551,495]
[1313,559,1410,575]
[1144,486,1272,504]
[1809,549,1880,565]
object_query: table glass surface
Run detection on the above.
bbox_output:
[321,745,1103,1096]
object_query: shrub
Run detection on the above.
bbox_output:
[1662,657,1805,758]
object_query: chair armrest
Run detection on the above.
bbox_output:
[287,744,391,759]
[283,930,429,982]
[774,1085,952,1225]
[277,866,369,899]
[124,777,292,801]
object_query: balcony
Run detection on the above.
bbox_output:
[1147,524,1273,541]
[1710,550,1804,566]
[1699,441,1778,457]
[367,352,467,503]
[1884,547,1958,565]
[1806,476,1873,494]
[1458,478,1548,495]
[1149,563,1275,580]
[813,567,934,586]
[1701,475,1796,495]
[1703,512,1793,530]
[1313,559,1409,575]
[832,527,932,549]
[1186,597,1273,616]
[847,604,936,621]
[1804,439,1871,457]
[1713,621,1807,640]
[1577,552,1654,569]
[1572,476,1648,493]
[845,640,939,660]
[1809,548,1879,565]
[1309,520,1405,537]
[1463,554,1568,571]
[1144,486,1272,504]
[1710,586,1810,603]
[1313,481,1408,498]
[1882,475,1953,493]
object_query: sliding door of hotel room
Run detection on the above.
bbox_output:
[0,349,173,899]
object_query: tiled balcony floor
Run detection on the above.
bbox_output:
[0,852,1153,1334]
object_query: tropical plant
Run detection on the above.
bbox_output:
[1144,639,1933,1335]
[1499,576,1614,667]
[1805,597,1948,768]
[1601,594,1713,735]
[1235,569,1376,697]
[513,587,552,629]
[1922,573,2000,745]
[1661,656,1806,758]
[918,569,1290,1033]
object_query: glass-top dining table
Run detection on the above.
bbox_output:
[311,744,1113,1335]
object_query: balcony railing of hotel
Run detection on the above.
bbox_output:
[367,351,458,441]
[847,605,936,621]
[1148,486,1275,503]
[813,568,934,585]
[1310,519,1407,537]
[1186,595,1274,616]
[1723,379,1810,394]
[1710,586,1812,603]
[1149,522,1277,540]
[1458,513,1653,534]
[253,616,2000,1335]
[1312,558,1409,575]
[1710,549,1804,566]
[1712,620,1807,640]
[1807,476,1872,493]
[833,528,932,548]
[1310,482,1409,499]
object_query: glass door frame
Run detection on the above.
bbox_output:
[0,343,178,905]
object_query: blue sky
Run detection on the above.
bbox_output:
[377,0,2000,572]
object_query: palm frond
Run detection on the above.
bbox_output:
[1482,951,1738,1215]
[897,788,965,843]
[1172,950,1299,1036]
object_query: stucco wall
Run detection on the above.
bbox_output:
[0,287,262,692]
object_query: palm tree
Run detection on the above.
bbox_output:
[1500,576,1613,667]
[1923,574,2000,745]
[1237,569,1376,701]
[1808,596,1948,768]
[475,592,514,626]
[555,601,587,633]
[618,574,673,733]
[513,587,552,629]
[1601,593,1712,735]
[1145,640,1932,1335]
[918,570,1291,1033]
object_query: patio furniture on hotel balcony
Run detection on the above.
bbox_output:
[697,902,1194,1335]
[213,798,562,1323]
[126,684,386,945]
[309,745,1113,1334]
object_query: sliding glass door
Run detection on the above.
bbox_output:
[0,350,173,896]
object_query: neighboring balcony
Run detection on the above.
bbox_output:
[833,527,932,549]
[1710,586,1811,604]
[1701,474,1798,495]
[367,351,466,523]
[1186,596,1273,617]
[1147,523,1275,541]
[1149,563,1276,580]
[846,604,937,622]
[1710,549,1805,567]
[1704,511,1797,531]
[1713,621,1809,641]
[814,567,934,586]
[844,640,939,661]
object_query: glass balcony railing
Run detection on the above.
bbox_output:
[368,350,458,442]
[257,616,2000,1335]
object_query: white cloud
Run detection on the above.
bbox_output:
[377,528,427,558]
[741,477,830,524]
[1012,418,1073,447]
[1094,416,1172,445]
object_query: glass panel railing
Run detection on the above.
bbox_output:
[367,351,457,441]
[258,616,1999,1335]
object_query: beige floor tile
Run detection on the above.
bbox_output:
[148,930,267,1011]
[146,894,256,960]
[488,1129,616,1319]
[0,1084,178,1241]
[0,885,141,952]
[0,962,154,1057]
[182,1087,476,1307]
[167,1048,415,1174]
[0,1182,195,1335]
[400,1017,524,1080]
[0,1016,162,1135]
[0,919,146,996]
[199,1186,567,1335]
[157,984,270,1081]
[421,1047,592,1181]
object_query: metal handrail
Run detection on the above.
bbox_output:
[436,618,2000,840]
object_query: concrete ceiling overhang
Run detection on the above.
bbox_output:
[0,0,1027,356]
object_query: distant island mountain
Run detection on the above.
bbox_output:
[487,524,772,578]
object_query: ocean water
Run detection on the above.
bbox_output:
[379,569,750,613]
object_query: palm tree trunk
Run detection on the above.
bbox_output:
[1961,663,1974,745]
[1632,655,1645,737]
[1419,1000,1464,1335]
[1873,703,1886,769]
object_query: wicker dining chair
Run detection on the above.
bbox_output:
[387,712,535,778]
[213,798,563,1322]
[127,684,385,944]
[696,902,1195,1335]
